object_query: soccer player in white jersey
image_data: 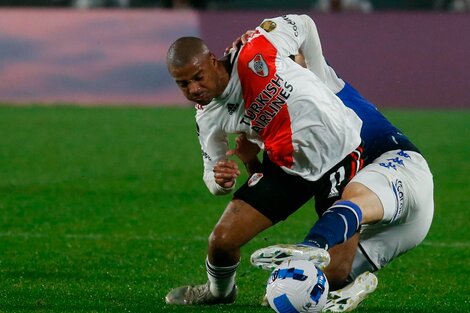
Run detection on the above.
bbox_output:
[224,15,434,311]
[165,26,364,305]
[165,14,434,311]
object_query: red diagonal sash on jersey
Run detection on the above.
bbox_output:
[237,35,294,168]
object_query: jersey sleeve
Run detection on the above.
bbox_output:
[196,114,234,196]
[257,14,330,85]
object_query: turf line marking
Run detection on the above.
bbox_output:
[0,232,469,248]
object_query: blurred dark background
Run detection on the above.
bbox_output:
[0,0,468,11]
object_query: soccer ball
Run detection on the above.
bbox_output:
[266,259,329,313]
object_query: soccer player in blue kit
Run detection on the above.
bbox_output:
[165,14,434,312]
[227,15,434,311]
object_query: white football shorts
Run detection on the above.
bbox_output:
[348,150,434,279]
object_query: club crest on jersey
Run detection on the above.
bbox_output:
[248,173,263,187]
[260,20,277,32]
[248,54,269,78]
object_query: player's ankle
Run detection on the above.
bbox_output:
[300,238,329,250]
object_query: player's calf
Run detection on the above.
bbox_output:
[303,200,362,250]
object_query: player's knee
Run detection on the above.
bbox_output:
[208,225,238,253]
[341,182,384,224]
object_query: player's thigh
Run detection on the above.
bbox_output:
[348,150,434,277]
[350,150,434,225]
[341,182,384,224]
[233,158,317,223]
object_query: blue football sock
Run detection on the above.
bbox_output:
[302,200,362,250]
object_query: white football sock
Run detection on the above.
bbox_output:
[206,257,239,297]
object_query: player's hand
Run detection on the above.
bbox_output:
[213,159,240,189]
[226,133,260,164]
[224,30,256,55]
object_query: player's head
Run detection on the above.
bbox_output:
[167,37,226,105]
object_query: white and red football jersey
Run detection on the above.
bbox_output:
[197,14,362,195]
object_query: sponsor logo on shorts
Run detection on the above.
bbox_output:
[397,150,411,159]
[379,156,406,171]
[391,179,404,222]
[248,173,263,187]
[248,54,269,78]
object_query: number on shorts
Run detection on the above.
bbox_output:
[328,166,345,198]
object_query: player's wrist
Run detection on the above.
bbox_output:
[217,179,236,191]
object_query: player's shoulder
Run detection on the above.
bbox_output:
[238,31,270,53]
[195,106,216,138]
[237,31,276,74]
[238,15,309,55]
[258,14,312,35]
[195,102,215,120]
[195,100,228,128]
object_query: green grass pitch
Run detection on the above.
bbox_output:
[0,105,469,312]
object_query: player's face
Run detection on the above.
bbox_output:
[170,53,220,105]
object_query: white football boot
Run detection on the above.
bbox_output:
[165,281,237,305]
[323,271,378,312]
[250,244,330,271]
